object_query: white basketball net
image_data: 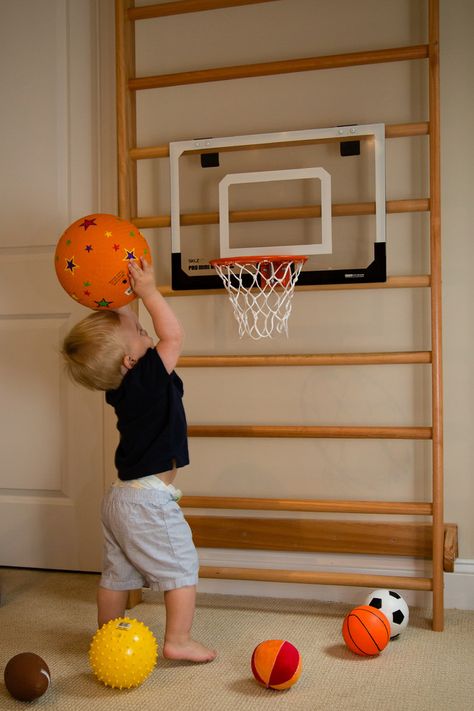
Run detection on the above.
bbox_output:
[211,257,306,339]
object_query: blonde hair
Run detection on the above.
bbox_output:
[61,310,126,391]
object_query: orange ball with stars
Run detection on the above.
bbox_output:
[54,214,151,310]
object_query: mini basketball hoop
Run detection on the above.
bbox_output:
[210,255,307,339]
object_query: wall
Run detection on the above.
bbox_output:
[2,0,469,605]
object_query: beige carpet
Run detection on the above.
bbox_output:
[0,568,473,711]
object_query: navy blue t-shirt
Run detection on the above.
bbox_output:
[105,348,189,480]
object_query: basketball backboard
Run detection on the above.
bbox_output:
[169,123,386,290]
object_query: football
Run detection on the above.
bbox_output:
[363,589,409,638]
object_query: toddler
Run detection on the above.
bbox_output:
[62,257,216,663]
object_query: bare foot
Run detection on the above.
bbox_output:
[163,638,217,663]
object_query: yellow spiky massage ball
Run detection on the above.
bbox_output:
[89,618,158,689]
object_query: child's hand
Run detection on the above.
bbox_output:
[128,257,156,300]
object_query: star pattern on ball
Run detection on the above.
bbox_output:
[65,257,79,274]
[105,231,112,238]
[95,297,113,308]
[123,248,137,262]
[79,218,97,231]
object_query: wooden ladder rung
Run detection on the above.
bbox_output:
[158,276,431,296]
[199,566,433,591]
[188,425,432,439]
[129,121,430,161]
[128,45,429,91]
[133,198,429,229]
[178,352,432,367]
[127,1,278,22]
[181,496,432,515]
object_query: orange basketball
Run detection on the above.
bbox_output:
[342,605,390,656]
[54,213,151,310]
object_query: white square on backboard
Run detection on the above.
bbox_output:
[218,167,332,258]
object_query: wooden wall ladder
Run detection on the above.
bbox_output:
[115,0,452,631]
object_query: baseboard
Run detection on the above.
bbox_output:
[196,549,474,610]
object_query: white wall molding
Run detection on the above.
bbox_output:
[196,549,474,611]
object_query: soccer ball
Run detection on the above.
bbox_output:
[363,589,409,638]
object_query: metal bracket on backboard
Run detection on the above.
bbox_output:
[169,124,386,290]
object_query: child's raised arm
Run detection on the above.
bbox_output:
[128,258,183,373]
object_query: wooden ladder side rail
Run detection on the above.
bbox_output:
[428,0,444,632]
[129,121,429,160]
[118,0,139,612]
[128,45,429,91]
[133,198,429,230]
[116,0,138,220]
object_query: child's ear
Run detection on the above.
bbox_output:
[123,355,137,370]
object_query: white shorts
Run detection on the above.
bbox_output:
[100,484,199,592]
